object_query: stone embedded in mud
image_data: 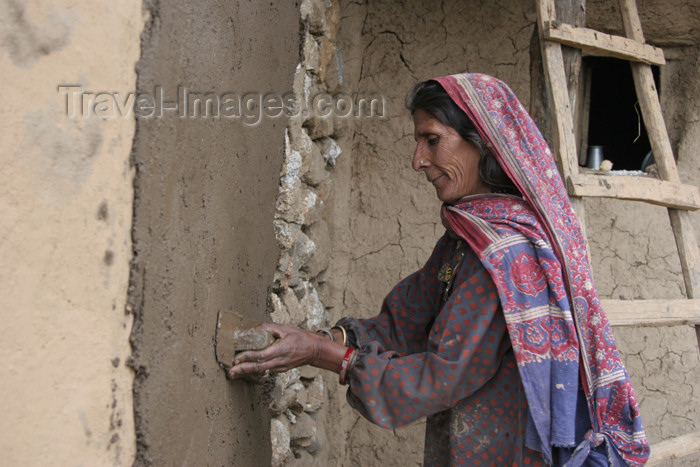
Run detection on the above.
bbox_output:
[302,377,324,413]
[269,390,294,415]
[232,329,275,352]
[269,293,291,325]
[319,137,341,167]
[302,142,328,187]
[280,287,306,327]
[304,33,320,73]
[301,0,327,35]
[271,416,292,467]
[290,411,316,446]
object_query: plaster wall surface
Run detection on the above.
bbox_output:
[0,0,144,464]
[127,1,300,465]
[324,1,537,464]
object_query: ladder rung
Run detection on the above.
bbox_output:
[543,21,665,65]
[603,299,700,326]
[567,174,700,210]
[646,431,700,466]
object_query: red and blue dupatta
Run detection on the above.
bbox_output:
[436,73,649,466]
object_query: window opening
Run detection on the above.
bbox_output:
[583,56,660,171]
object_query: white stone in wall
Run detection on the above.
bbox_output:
[304,73,313,108]
[269,293,290,325]
[276,369,301,394]
[304,33,320,73]
[271,416,292,467]
[282,131,303,188]
[319,137,341,166]
[274,252,294,287]
[290,126,314,176]
[280,288,306,326]
[303,190,318,214]
[299,281,325,330]
[301,189,325,226]
[274,220,295,251]
[271,380,305,415]
[276,183,321,225]
[276,179,302,223]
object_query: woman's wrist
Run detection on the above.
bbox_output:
[309,329,352,374]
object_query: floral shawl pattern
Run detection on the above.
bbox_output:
[436,73,649,466]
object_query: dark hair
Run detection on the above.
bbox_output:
[405,80,519,195]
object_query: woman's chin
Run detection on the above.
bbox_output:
[435,189,458,204]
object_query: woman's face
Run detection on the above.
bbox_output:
[412,109,491,203]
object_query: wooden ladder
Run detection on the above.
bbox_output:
[535,0,700,463]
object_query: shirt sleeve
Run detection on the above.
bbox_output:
[340,243,512,430]
[336,233,452,357]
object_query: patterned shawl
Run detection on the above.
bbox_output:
[435,73,649,465]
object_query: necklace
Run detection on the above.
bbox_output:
[438,242,466,304]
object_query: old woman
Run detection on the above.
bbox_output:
[228,73,649,466]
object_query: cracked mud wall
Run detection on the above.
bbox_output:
[0,0,144,464]
[127,1,300,465]
[322,1,538,465]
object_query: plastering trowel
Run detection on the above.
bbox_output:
[215,310,276,379]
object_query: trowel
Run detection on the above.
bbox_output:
[215,310,276,378]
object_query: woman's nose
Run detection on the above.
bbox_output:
[412,146,427,171]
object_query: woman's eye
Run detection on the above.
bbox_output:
[427,136,439,146]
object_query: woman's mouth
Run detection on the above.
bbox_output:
[429,174,445,184]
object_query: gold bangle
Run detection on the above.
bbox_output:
[331,325,348,347]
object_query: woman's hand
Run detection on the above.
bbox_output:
[227,323,325,379]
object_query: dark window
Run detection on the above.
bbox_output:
[584,57,660,171]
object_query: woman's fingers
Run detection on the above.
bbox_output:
[228,340,294,378]
[228,353,295,379]
[233,343,282,367]
[226,325,322,380]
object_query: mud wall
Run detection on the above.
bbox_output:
[323,1,539,464]
[0,0,144,464]
[127,0,300,465]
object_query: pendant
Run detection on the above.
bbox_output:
[438,263,453,283]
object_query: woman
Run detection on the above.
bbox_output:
[228,73,649,466]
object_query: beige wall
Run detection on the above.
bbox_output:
[0,1,144,464]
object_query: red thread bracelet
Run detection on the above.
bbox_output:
[339,347,356,385]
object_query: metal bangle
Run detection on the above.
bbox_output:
[315,328,334,341]
[331,325,348,347]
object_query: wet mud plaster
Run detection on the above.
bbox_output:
[126,0,300,465]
